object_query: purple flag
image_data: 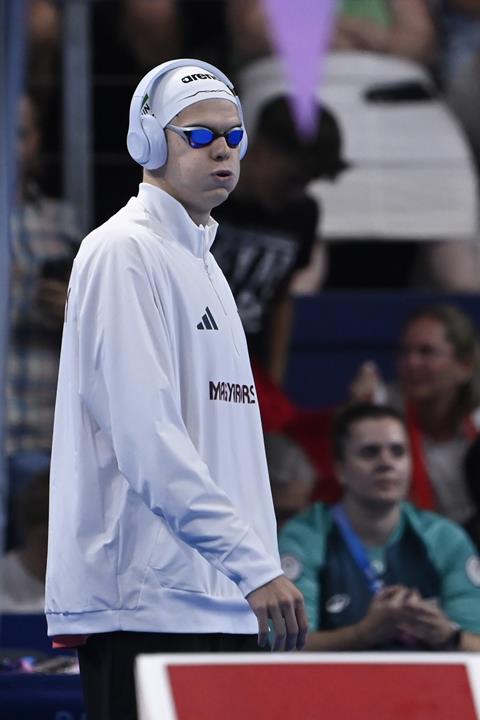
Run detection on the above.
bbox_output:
[261,0,337,136]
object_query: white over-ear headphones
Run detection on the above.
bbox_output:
[127,58,248,170]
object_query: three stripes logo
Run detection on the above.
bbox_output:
[197,307,218,331]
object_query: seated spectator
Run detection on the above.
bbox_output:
[264,433,317,529]
[213,96,347,383]
[331,0,436,64]
[232,0,479,290]
[227,0,435,67]
[0,470,49,613]
[284,303,480,535]
[6,93,78,542]
[318,0,479,291]
[349,304,480,533]
[279,404,480,651]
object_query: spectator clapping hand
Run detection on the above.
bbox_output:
[356,585,414,647]
[399,592,459,649]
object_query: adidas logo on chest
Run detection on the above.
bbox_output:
[197,306,218,331]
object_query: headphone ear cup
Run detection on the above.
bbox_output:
[126,126,149,166]
[140,114,168,170]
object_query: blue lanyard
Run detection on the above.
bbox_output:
[332,504,384,595]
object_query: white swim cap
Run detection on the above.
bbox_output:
[151,65,238,127]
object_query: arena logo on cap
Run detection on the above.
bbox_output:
[181,73,217,83]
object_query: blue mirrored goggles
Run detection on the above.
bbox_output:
[166,124,244,149]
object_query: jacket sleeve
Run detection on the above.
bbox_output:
[76,235,282,596]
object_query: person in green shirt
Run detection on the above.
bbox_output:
[279,403,480,651]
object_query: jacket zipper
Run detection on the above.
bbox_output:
[202,240,240,356]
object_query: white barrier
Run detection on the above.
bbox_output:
[136,651,480,720]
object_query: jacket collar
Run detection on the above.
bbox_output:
[136,182,218,258]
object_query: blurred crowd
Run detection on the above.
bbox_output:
[2,0,480,656]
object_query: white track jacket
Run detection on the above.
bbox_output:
[45,183,282,636]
